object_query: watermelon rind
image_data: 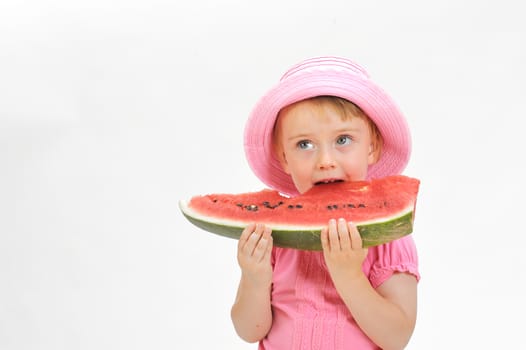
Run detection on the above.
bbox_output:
[179,200,414,250]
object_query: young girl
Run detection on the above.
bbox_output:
[231,57,420,350]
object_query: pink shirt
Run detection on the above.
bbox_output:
[259,235,419,350]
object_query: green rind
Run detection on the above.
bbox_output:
[181,211,414,250]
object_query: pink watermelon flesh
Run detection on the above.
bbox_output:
[180,175,420,250]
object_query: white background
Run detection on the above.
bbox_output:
[1,0,525,349]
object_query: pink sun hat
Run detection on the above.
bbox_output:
[244,56,411,196]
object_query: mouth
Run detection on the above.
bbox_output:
[314,179,344,186]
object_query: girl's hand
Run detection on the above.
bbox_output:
[237,223,273,287]
[321,218,368,281]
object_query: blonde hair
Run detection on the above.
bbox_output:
[273,96,384,160]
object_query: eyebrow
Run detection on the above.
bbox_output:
[335,127,362,134]
[286,133,311,141]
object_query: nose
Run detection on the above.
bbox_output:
[317,148,336,170]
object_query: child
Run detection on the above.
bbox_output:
[231,56,420,350]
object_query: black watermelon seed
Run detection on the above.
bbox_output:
[295,204,303,209]
[358,204,365,208]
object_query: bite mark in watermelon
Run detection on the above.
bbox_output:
[179,175,420,251]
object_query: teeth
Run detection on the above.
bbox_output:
[315,179,343,185]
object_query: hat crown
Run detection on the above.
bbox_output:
[280,56,370,82]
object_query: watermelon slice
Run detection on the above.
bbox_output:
[179,175,420,251]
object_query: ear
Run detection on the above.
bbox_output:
[275,148,291,175]
[278,151,290,175]
[367,143,381,165]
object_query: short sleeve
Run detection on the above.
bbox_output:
[365,235,420,289]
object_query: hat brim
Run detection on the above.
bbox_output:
[244,69,411,196]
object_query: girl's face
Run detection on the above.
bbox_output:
[275,100,379,194]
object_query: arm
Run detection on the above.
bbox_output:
[231,223,273,343]
[321,219,417,350]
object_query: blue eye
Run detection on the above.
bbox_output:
[336,135,352,146]
[297,140,314,150]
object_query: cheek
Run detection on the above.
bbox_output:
[291,177,313,194]
[286,159,313,186]
[341,152,370,176]
[283,150,310,168]
[287,159,309,178]
[291,154,319,176]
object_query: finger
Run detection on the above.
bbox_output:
[263,234,273,263]
[327,219,340,251]
[252,226,272,262]
[348,222,363,249]
[252,238,267,261]
[246,224,266,255]
[260,227,273,264]
[337,218,351,250]
[238,223,256,250]
[239,224,262,256]
[261,225,272,241]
